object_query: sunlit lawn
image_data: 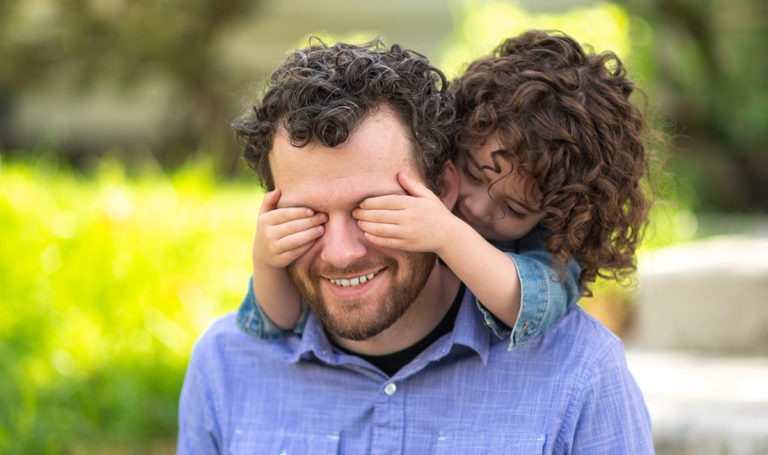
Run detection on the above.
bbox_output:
[0,156,689,453]
[0,158,262,453]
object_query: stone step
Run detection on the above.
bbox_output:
[627,350,768,455]
[629,236,768,354]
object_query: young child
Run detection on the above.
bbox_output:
[241,30,653,348]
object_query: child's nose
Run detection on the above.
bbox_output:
[465,193,497,223]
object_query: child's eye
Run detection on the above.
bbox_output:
[463,167,484,183]
[503,202,526,219]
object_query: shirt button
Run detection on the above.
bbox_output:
[384,383,397,396]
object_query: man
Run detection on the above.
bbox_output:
[178,41,653,454]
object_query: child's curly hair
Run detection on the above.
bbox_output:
[452,30,654,294]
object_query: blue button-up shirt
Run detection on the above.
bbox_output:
[178,289,653,454]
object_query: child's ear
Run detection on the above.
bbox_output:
[437,160,460,210]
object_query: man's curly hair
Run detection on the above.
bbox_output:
[233,39,456,192]
[452,30,654,294]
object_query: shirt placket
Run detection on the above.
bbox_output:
[370,379,406,455]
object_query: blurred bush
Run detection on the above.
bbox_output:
[0,0,263,173]
[436,2,634,79]
[2,0,766,212]
[620,0,768,213]
[0,157,260,453]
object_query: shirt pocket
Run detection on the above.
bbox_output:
[228,428,340,455]
[435,431,546,455]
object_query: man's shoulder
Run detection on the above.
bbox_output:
[547,305,622,348]
[197,311,241,344]
[189,311,306,387]
[546,305,624,358]
[191,311,281,361]
[492,306,626,375]
[188,312,237,360]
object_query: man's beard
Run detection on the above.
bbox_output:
[288,252,436,341]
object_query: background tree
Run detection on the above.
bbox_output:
[0,0,261,171]
[621,0,768,212]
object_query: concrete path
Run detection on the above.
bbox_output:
[632,236,768,354]
[627,349,768,455]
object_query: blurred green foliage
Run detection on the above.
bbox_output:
[437,1,635,79]
[2,0,766,211]
[0,0,262,171]
[0,158,261,453]
[620,0,768,212]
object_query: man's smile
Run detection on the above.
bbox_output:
[327,269,383,287]
[321,267,388,299]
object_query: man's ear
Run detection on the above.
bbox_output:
[437,160,459,210]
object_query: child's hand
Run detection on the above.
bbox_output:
[254,189,327,269]
[353,172,457,253]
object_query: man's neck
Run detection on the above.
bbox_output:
[330,261,461,356]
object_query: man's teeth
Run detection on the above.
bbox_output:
[330,272,376,287]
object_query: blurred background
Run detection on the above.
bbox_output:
[1,0,766,453]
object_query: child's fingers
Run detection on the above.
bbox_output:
[272,239,319,266]
[272,224,325,255]
[362,232,406,250]
[259,189,321,224]
[352,207,401,224]
[270,214,326,241]
[258,189,282,215]
[263,207,320,225]
[356,220,403,239]
[281,241,317,263]
[397,172,434,198]
[357,194,409,210]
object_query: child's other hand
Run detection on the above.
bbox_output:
[253,189,326,269]
[353,172,457,253]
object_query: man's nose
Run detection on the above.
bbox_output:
[319,213,368,269]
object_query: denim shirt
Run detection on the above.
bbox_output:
[238,228,582,349]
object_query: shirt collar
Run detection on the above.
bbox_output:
[447,289,491,365]
[289,310,335,364]
[288,286,491,367]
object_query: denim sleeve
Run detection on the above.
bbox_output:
[235,276,308,339]
[477,246,582,350]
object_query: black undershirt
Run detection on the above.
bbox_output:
[335,283,466,377]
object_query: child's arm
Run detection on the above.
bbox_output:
[355,173,582,348]
[479,236,581,347]
[251,189,326,331]
[353,172,522,328]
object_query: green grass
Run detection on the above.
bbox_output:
[0,158,263,454]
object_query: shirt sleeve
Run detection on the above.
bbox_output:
[477,235,582,349]
[236,276,309,339]
[557,342,654,454]
[177,338,223,455]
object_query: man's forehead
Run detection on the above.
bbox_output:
[269,108,422,209]
[271,109,420,171]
